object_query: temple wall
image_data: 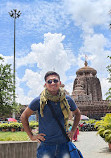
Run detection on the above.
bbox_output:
[84,77,102,101]
[75,100,111,120]
[73,76,102,101]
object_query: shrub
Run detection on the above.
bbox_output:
[9,122,20,129]
[95,113,111,144]
[0,123,9,129]
[29,121,39,129]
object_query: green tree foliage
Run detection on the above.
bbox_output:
[0,57,14,116]
[0,57,22,118]
[106,56,111,100]
[1,57,22,117]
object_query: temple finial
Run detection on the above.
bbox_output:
[84,54,88,66]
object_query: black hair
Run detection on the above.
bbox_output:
[44,71,60,81]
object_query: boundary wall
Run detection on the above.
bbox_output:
[0,141,38,158]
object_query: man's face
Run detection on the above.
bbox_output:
[45,75,61,95]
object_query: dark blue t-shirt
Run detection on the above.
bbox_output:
[29,95,77,145]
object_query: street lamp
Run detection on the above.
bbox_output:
[9,9,21,118]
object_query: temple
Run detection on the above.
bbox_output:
[72,60,111,119]
[72,60,102,101]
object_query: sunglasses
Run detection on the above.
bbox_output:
[46,79,59,84]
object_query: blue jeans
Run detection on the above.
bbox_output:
[37,142,70,158]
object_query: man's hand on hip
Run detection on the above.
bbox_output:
[30,133,46,143]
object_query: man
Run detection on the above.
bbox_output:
[21,71,81,158]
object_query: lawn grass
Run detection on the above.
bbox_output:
[0,131,29,141]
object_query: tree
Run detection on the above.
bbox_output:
[0,57,21,118]
[106,56,111,100]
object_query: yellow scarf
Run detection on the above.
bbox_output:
[40,88,70,130]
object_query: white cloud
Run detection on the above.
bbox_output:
[79,34,111,78]
[64,0,111,33]
[21,69,44,96]
[17,33,76,80]
[15,33,76,104]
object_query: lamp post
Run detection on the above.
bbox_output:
[9,9,21,118]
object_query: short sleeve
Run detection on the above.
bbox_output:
[66,95,77,111]
[28,96,40,111]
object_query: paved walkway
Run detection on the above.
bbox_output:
[74,131,111,158]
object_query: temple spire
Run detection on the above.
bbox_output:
[84,54,88,67]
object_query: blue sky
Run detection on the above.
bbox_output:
[0,0,111,104]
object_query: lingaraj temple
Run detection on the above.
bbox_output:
[70,60,111,119]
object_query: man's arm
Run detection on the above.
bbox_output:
[20,107,46,143]
[68,108,81,140]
